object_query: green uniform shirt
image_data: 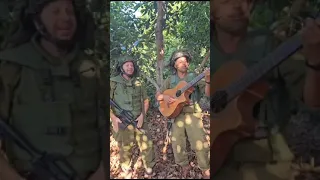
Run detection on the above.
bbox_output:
[160,72,207,113]
[110,75,149,119]
[0,33,108,179]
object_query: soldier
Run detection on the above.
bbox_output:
[211,0,320,180]
[0,0,106,179]
[110,56,156,178]
[155,50,210,179]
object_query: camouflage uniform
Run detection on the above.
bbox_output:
[159,52,210,172]
[211,29,316,180]
[0,0,107,179]
[110,56,156,173]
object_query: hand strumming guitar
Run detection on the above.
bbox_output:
[163,95,177,104]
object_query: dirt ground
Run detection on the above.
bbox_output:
[110,103,320,179]
[110,108,210,179]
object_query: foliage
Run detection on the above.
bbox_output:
[110,1,210,106]
[251,0,320,33]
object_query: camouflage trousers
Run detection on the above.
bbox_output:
[213,133,294,180]
[171,112,210,170]
[112,123,156,171]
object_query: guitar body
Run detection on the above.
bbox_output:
[159,81,195,118]
[211,61,270,175]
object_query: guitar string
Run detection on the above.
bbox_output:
[211,13,319,112]
[211,34,302,107]
[178,73,206,96]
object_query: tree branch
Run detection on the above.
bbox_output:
[140,71,160,92]
[195,50,210,73]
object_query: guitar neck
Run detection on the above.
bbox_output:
[180,73,205,93]
[227,33,302,100]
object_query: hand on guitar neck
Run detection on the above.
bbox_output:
[203,67,210,82]
[211,16,320,176]
[156,68,210,118]
[157,68,210,105]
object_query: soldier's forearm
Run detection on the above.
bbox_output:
[205,83,210,97]
[303,68,320,107]
[110,111,118,121]
[143,99,149,114]
[155,92,163,101]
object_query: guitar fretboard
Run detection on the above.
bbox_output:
[180,73,205,94]
[226,33,302,101]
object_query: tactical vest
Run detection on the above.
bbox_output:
[168,73,202,113]
[110,75,144,119]
[0,40,101,178]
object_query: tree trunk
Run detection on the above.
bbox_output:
[155,1,165,89]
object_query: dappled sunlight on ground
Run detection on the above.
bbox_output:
[110,109,210,179]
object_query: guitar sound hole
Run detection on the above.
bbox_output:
[176,90,182,97]
[211,90,228,113]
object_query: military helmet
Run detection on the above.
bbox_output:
[170,50,192,63]
[116,55,139,76]
[169,49,192,73]
[25,0,60,15]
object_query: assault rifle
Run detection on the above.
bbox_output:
[0,118,78,180]
[110,99,145,134]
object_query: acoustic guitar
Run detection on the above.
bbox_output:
[211,28,310,175]
[159,69,209,118]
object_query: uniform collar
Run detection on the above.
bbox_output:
[31,33,79,66]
